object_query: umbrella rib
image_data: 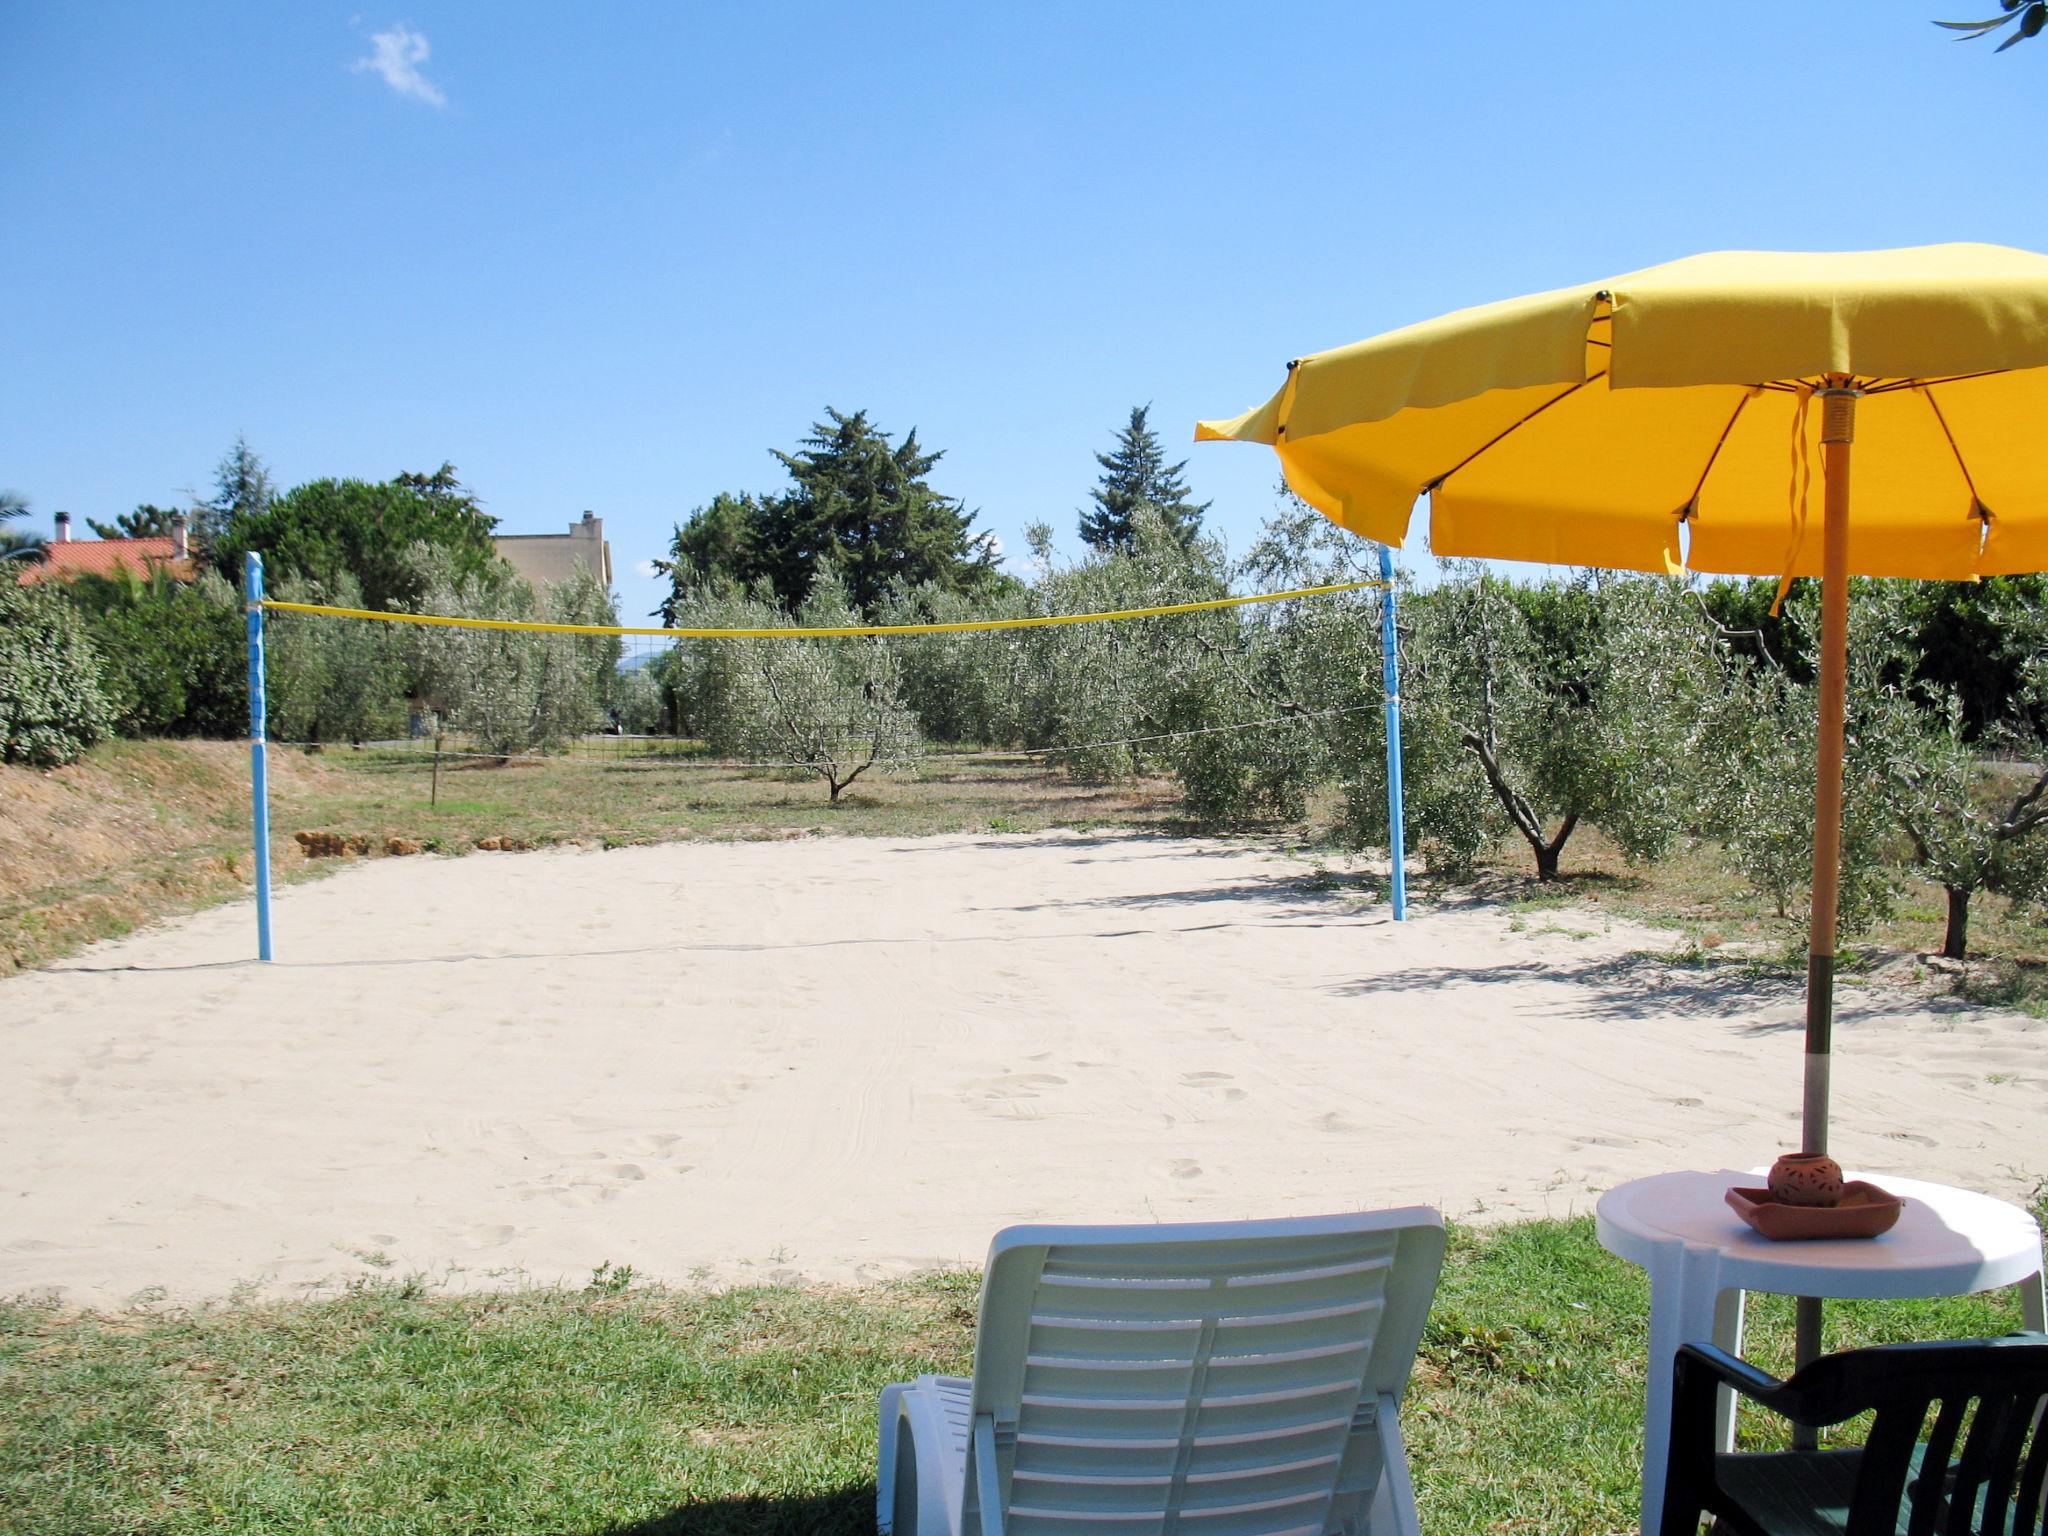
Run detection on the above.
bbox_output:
[1679,390,1756,520]
[1918,385,1987,515]
[1863,369,2010,394]
[1423,371,1607,492]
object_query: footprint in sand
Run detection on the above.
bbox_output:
[517,1182,617,1207]
[464,1223,516,1248]
[627,1133,687,1160]
[968,1073,1068,1100]
[1167,1158,1203,1181]
[1315,1111,1359,1134]
[1181,1071,1248,1102]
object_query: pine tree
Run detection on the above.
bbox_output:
[87,505,180,540]
[655,410,997,618]
[655,492,764,621]
[197,435,275,558]
[1079,405,1210,552]
[761,409,994,614]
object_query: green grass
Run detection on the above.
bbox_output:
[2,1219,2032,1535]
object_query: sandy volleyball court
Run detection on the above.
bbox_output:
[2,831,2043,1308]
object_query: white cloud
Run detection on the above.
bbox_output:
[354,25,446,107]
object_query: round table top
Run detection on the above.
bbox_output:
[1596,1168,2044,1300]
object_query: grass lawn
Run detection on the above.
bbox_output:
[2,1218,2033,1535]
[284,745,1184,849]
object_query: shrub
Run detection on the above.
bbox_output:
[66,569,247,738]
[0,580,116,765]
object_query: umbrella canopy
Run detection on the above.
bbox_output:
[1201,243,2048,578]
[1198,243,2048,1168]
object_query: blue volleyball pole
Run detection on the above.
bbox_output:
[1378,543,1407,921]
[245,552,274,962]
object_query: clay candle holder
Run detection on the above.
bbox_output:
[1767,1153,1846,1208]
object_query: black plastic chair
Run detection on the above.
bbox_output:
[1659,1334,2048,1536]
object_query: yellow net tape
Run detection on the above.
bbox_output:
[260,579,1387,638]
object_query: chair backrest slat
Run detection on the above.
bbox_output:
[1976,1389,2036,1535]
[1946,1392,2012,1536]
[1903,1395,1966,1536]
[2013,1409,2048,1535]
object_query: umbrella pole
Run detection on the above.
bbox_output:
[1795,381,1857,1389]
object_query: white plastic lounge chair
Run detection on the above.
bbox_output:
[876,1207,1446,1536]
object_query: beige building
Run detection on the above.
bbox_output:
[493,511,612,590]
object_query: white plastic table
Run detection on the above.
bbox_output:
[1596,1168,2046,1536]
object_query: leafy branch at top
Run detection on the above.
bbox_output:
[1934,1,2046,51]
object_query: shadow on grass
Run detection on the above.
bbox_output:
[596,1486,872,1536]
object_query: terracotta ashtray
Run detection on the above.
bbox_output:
[1726,1181,1906,1241]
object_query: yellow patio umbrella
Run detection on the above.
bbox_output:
[1198,243,2048,1174]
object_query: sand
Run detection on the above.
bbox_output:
[2,831,2042,1308]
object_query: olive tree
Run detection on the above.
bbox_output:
[875,577,1038,748]
[1005,508,1234,782]
[1168,499,1387,829]
[1404,567,1718,880]
[612,663,671,735]
[1864,584,2048,958]
[1692,587,1899,936]
[264,571,404,745]
[673,575,925,801]
[399,547,611,759]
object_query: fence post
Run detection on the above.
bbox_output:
[1379,544,1407,921]
[245,552,274,962]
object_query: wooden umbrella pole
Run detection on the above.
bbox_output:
[1805,380,1856,1157]
[1795,379,1857,1388]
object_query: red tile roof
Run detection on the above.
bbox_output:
[14,539,197,585]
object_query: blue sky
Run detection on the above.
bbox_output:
[4,3,2044,621]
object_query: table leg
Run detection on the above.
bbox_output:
[1638,1246,1728,1536]
[2018,1268,2046,1333]
[1711,1287,1745,1453]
